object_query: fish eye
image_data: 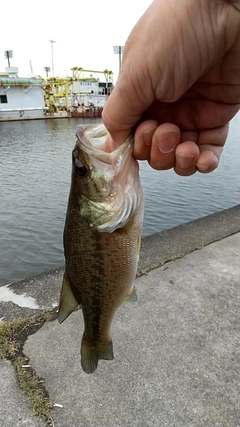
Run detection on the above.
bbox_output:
[74,160,88,177]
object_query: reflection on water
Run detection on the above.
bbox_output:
[0,114,239,286]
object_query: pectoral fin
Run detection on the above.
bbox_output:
[114,215,134,234]
[58,271,79,324]
[137,232,141,259]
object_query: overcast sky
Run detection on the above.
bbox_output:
[0,0,152,81]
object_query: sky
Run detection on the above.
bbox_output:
[0,0,152,82]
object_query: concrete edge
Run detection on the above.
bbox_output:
[139,204,240,274]
[0,204,239,321]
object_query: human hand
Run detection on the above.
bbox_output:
[102,0,240,175]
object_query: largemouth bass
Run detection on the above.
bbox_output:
[58,124,144,374]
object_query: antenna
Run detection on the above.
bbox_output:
[49,40,56,77]
[44,66,51,78]
[29,60,33,76]
[4,50,13,67]
[113,46,124,74]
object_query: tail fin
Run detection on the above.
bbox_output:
[81,337,114,374]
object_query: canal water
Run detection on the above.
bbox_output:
[0,114,239,286]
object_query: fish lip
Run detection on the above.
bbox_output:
[76,124,133,165]
[76,124,106,140]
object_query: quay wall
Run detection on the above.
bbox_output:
[0,205,239,321]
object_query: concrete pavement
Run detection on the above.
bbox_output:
[0,359,46,427]
[0,206,240,427]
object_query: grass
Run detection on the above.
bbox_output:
[0,309,58,426]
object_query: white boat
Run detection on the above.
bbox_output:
[0,67,46,121]
[0,67,113,121]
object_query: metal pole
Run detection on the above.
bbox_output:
[113,46,124,75]
[49,40,56,77]
[4,50,13,67]
[119,50,122,72]
[51,43,54,77]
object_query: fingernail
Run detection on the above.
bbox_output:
[176,154,196,169]
[196,164,209,171]
[157,132,178,153]
[142,129,154,146]
[196,153,218,171]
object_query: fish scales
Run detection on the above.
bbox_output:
[65,208,141,342]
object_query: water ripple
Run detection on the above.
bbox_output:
[0,115,239,285]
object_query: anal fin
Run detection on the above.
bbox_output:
[58,271,79,324]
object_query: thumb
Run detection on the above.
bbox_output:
[102,0,158,145]
[102,0,172,144]
[102,68,153,145]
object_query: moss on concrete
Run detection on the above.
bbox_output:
[0,309,57,426]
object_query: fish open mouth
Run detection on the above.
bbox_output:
[75,124,144,233]
[76,124,133,165]
[76,124,115,153]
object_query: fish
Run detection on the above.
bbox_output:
[58,124,144,374]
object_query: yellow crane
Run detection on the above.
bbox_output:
[71,67,114,87]
[43,68,114,114]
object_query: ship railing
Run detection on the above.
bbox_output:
[0,107,47,112]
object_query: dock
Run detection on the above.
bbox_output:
[0,205,239,427]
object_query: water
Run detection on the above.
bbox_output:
[0,115,239,286]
